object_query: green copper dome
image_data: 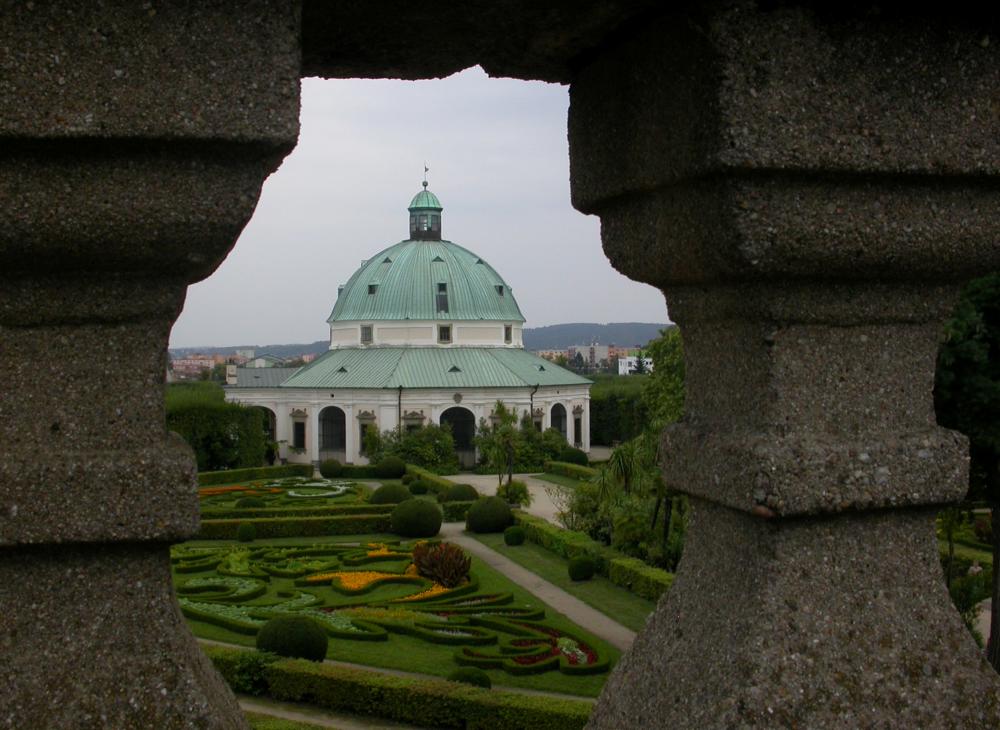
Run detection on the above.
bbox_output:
[328,238,525,323]
[408,188,442,210]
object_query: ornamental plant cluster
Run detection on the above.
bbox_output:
[413,542,471,588]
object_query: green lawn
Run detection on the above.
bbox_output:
[175,539,618,698]
[470,532,655,633]
[533,473,590,491]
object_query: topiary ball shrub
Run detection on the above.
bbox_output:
[447,667,491,689]
[237,523,256,542]
[408,480,428,495]
[255,615,328,661]
[370,483,413,505]
[443,483,480,502]
[390,499,442,538]
[568,556,596,582]
[503,526,526,546]
[560,447,589,466]
[465,496,513,534]
[319,459,343,478]
[235,496,265,509]
[401,473,414,485]
[375,456,406,479]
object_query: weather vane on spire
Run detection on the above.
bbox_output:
[423,163,429,189]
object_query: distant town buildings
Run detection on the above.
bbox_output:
[617,355,654,375]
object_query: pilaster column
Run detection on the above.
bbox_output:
[0,4,300,727]
[569,4,1000,727]
[309,405,321,466]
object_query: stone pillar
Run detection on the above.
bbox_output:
[0,3,300,728]
[569,4,1000,727]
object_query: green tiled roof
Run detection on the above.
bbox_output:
[328,239,526,323]
[279,348,589,389]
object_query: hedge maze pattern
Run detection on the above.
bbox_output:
[172,540,610,676]
[199,477,362,510]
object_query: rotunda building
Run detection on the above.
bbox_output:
[226,183,591,467]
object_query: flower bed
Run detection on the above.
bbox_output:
[172,539,612,681]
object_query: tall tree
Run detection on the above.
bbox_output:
[641,328,685,427]
[935,273,1000,669]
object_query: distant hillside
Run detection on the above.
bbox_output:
[170,323,671,359]
[522,322,670,351]
[170,340,328,360]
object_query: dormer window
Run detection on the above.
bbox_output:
[436,283,449,313]
[496,285,504,297]
[438,325,452,343]
[368,284,378,295]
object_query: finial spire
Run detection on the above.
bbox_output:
[423,163,429,188]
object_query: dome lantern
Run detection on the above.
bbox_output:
[408,180,443,240]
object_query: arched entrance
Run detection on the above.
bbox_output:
[440,406,476,468]
[551,403,567,441]
[319,405,346,462]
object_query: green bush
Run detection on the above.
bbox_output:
[340,464,380,478]
[447,667,491,689]
[198,464,313,486]
[168,399,267,472]
[235,497,266,509]
[440,501,475,522]
[544,461,599,480]
[401,473,414,485]
[497,480,531,507]
[381,425,459,473]
[503,526,526,546]
[204,646,278,696]
[466,497,513,534]
[375,456,407,479]
[444,483,480,502]
[390,499,442,538]
[568,556,596,582]
[237,523,256,542]
[405,466,455,496]
[560,447,589,466]
[370,483,413,505]
[319,459,343,478]
[408,480,428,495]
[256,616,328,662]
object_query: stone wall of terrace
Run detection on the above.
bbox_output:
[2,1,998,728]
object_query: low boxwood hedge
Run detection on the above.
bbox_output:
[202,504,394,521]
[405,465,455,497]
[198,514,391,539]
[204,646,592,730]
[514,512,673,602]
[198,464,313,486]
[440,500,475,522]
[543,461,598,480]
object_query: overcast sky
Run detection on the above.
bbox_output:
[169,68,667,349]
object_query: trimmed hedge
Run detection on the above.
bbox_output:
[370,483,413,505]
[198,514,391,539]
[202,504,394,521]
[198,464,313,486]
[514,512,674,602]
[205,647,592,730]
[466,497,513,534]
[340,464,381,479]
[257,616,328,661]
[405,465,455,496]
[607,556,674,600]
[440,500,475,523]
[544,462,598,480]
